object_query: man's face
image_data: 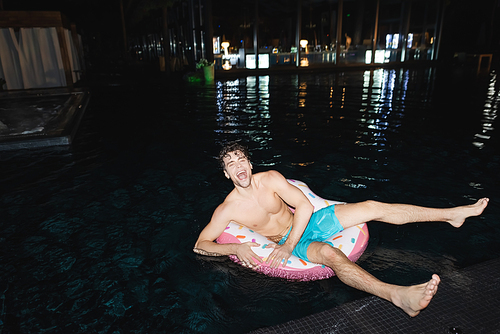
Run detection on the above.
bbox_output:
[223,150,253,188]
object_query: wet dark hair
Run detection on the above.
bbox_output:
[218,142,251,169]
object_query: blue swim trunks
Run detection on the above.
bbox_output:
[278,205,344,262]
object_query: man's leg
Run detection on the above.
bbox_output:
[335,198,489,230]
[307,242,440,317]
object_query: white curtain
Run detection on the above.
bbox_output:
[0,28,24,89]
[32,27,67,87]
[0,27,82,90]
[64,29,81,82]
[19,28,47,88]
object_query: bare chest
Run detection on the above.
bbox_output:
[232,191,286,230]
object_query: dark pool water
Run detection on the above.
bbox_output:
[1,67,499,333]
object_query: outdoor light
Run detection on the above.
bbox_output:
[221,41,230,57]
[300,39,308,49]
[221,41,231,69]
[222,60,232,70]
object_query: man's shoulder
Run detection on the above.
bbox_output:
[212,197,236,221]
[217,189,244,211]
[255,170,284,181]
[255,170,288,187]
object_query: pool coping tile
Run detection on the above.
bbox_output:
[250,257,500,334]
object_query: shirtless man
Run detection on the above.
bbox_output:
[194,142,489,317]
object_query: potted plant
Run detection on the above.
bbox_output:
[196,59,214,82]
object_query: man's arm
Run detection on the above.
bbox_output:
[194,204,263,267]
[264,171,314,267]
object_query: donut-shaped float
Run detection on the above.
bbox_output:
[216,179,369,281]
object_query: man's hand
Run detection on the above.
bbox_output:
[265,243,293,268]
[235,242,263,269]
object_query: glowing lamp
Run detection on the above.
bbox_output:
[221,41,230,57]
[222,60,232,70]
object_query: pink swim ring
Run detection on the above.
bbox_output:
[216,179,369,281]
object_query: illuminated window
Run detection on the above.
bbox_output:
[246,54,270,69]
[365,50,386,64]
[407,33,413,48]
[213,36,220,54]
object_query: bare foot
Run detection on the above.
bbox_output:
[449,198,489,228]
[392,274,440,317]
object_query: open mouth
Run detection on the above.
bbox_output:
[236,170,247,180]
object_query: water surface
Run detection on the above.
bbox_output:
[1,67,499,333]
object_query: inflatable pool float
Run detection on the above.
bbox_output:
[216,179,369,281]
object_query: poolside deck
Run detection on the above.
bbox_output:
[250,257,500,333]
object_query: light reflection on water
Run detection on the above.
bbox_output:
[212,69,499,198]
[1,68,498,334]
[473,70,498,149]
[206,68,499,332]
[210,68,500,229]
